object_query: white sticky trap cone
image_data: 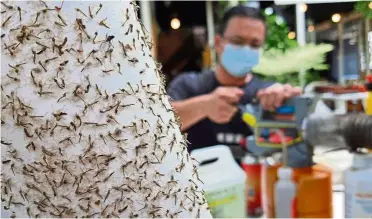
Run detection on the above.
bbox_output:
[0,1,211,218]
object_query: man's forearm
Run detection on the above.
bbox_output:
[171,95,209,131]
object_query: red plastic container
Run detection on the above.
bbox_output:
[241,154,263,217]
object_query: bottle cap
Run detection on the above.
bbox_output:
[277,167,293,179]
[242,154,258,165]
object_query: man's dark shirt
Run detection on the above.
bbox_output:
[167,70,274,152]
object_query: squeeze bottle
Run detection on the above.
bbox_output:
[274,167,297,218]
[344,153,372,218]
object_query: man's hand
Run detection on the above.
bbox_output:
[206,87,244,124]
[257,83,302,111]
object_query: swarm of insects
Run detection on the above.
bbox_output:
[0,1,211,218]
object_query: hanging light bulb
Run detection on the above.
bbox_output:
[332,13,341,23]
[170,18,181,30]
[275,16,284,25]
[264,7,274,15]
[300,3,307,12]
[288,31,296,40]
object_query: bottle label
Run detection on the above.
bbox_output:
[345,177,372,217]
[204,183,246,218]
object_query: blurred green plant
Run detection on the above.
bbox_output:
[257,10,332,86]
[354,1,372,19]
[264,13,297,52]
[216,1,231,22]
[254,44,333,76]
[253,44,333,86]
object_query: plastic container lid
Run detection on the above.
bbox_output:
[277,167,293,180]
[242,154,258,164]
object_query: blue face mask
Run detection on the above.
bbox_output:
[221,44,260,78]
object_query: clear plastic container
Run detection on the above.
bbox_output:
[274,167,297,218]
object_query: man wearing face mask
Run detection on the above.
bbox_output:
[167,6,302,151]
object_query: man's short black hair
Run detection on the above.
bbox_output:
[218,6,266,35]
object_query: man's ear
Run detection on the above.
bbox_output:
[215,34,223,58]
